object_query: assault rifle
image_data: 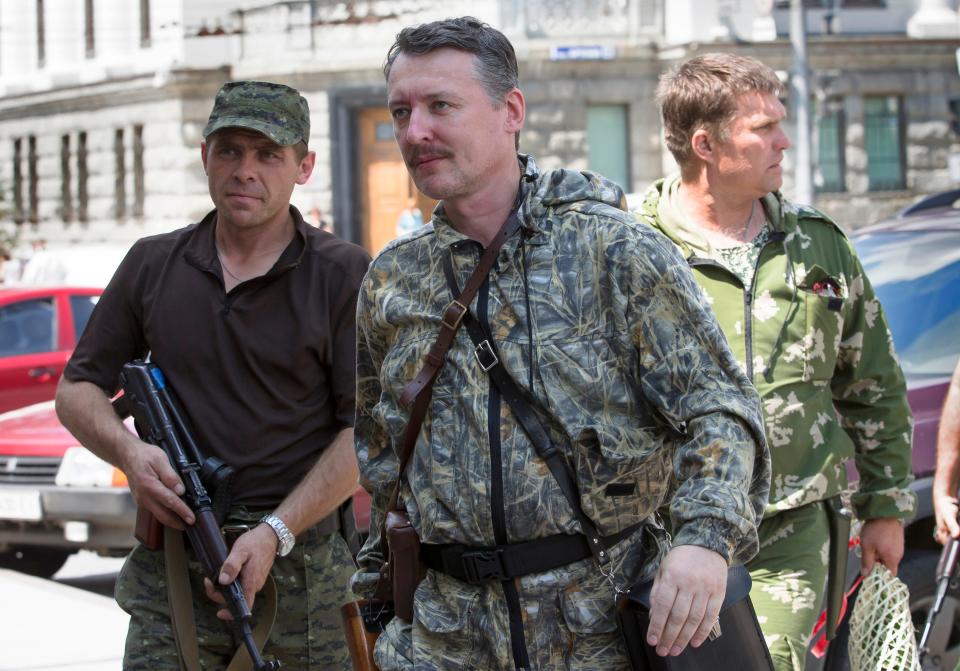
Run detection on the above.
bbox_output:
[918,531,960,662]
[115,360,281,671]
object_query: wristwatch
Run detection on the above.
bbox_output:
[260,514,295,557]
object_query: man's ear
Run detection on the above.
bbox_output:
[503,88,525,135]
[690,128,714,164]
[296,151,317,186]
[200,141,209,175]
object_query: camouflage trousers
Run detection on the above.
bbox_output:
[115,508,356,670]
[748,501,829,671]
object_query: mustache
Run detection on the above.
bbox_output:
[406,146,452,166]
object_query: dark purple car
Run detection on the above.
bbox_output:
[813,191,960,671]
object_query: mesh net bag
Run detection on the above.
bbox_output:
[848,564,920,671]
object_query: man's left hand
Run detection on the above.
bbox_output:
[859,517,904,577]
[646,545,727,657]
[203,524,278,620]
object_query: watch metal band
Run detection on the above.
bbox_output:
[260,513,295,557]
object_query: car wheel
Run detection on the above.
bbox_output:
[900,550,960,670]
[0,546,73,578]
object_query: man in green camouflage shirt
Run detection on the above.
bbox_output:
[352,18,770,670]
[634,53,916,670]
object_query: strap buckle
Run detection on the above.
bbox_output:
[461,549,506,584]
[473,339,499,371]
[441,300,468,330]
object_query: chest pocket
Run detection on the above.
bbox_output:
[784,263,845,382]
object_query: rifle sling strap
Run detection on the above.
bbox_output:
[380,194,524,529]
[441,254,612,567]
[163,526,277,671]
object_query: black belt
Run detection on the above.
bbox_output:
[421,523,641,585]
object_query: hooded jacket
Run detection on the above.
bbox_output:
[636,176,916,522]
[352,157,770,660]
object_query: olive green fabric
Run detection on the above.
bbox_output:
[635,175,916,522]
[353,155,770,669]
[115,510,355,670]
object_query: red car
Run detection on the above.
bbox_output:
[0,286,102,414]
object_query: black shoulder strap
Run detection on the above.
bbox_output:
[441,253,612,568]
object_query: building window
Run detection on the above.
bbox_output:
[77,131,89,223]
[816,98,845,193]
[133,124,145,218]
[12,139,24,225]
[864,96,905,191]
[36,0,45,67]
[84,0,96,58]
[60,135,73,222]
[27,136,38,224]
[114,128,126,220]
[586,105,630,191]
[140,0,151,48]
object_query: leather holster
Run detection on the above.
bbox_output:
[385,509,426,621]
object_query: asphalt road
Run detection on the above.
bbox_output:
[1,551,128,671]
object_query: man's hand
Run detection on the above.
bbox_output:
[204,524,278,620]
[646,545,727,657]
[121,440,194,529]
[933,494,960,545]
[860,517,905,576]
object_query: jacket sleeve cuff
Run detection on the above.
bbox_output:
[671,517,742,564]
[851,487,917,521]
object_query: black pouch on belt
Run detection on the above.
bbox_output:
[615,565,774,671]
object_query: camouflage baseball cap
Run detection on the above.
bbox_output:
[203,81,310,147]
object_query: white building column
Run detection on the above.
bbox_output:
[753,0,777,42]
[96,0,135,67]
[43,2,82,72]
[907,0,959,38]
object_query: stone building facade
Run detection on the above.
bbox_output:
[0,0,957,258]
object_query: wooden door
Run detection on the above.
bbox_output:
[357,108,435,255]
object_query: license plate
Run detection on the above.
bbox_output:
[0,489,42,521]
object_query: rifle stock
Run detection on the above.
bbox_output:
[919,532,960,660]
[118,360,280,671]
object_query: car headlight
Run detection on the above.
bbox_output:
[55,446,129,487]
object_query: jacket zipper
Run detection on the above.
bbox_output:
[478,263,531,671]
[688,253,761,383]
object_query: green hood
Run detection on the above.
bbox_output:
[638,175,811,260]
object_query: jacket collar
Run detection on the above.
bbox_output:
[430,154,545,250]
[644,175,795,259]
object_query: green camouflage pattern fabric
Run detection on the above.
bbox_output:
[750,501,830,671]
[203,81,310,147]
[116,508,355,669]
[352,155,770,669]
[714,223,776,291]
[635,175,916,522]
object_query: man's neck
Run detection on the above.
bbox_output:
[216,210,296,261]
[444,161,523,247]
[678,174,764,245]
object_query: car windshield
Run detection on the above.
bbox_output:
[855,229,960,381]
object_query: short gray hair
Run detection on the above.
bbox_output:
[383,16,519,106]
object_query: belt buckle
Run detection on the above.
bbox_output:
[473,340,499,371]
[221,523,253,547]
[461,548,506,584]
[441,300,468,330]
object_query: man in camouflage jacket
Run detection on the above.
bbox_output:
[635,53,916,670]
[352,17,770,671]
